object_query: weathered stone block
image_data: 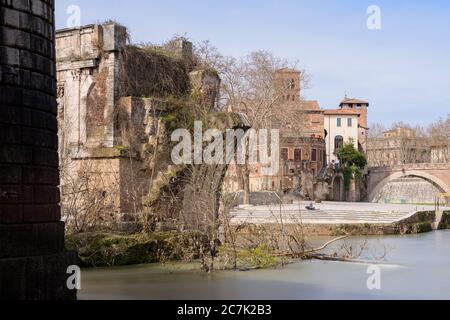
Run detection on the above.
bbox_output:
[32,148,58,166]
[31,0,52,22]
[0,165,22,184]
[33,185,60,204]
[1,7,20,29]
[102,23,127,52]
[22,127,57,148]
[0,46,20,66]
[0,251,78,300]
[0,124,22,144]
[0,204,23,223]
[30,71,54,94]
[0,222,65,258]
[0,65,32,87]
[0,85,22,105]
[29,109,49,129]
[22,166,59,185]
[0,26,31,49]
[0,145,33,164]
[22,89,56,113]
[0,185,33,204]
[30,33,52,57]
[23,204,60,223]
[1,0,31,12]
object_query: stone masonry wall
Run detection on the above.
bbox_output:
[0,0,77,299]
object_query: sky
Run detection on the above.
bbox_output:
[55,0,450,128]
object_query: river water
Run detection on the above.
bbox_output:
[79,230,450,300]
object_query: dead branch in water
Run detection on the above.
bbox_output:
[303,235,349,254]
[274,235,349,258]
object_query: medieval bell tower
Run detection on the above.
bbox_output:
[274,68,301,102]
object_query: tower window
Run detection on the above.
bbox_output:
[287,79,295,89]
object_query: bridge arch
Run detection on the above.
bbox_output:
[369,170,450,202]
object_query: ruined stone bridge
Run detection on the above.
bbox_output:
[367,163,450,203]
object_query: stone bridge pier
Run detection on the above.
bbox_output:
[1,0,77,299]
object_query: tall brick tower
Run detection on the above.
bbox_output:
[0,0,77,299]
[274,68,301,102]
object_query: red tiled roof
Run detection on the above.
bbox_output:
[340,98,369,105]
[299,100,321,110]
[323,109,360,116]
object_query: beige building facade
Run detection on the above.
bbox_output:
[324,109,360,164]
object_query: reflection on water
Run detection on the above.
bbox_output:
[79,230,450,300]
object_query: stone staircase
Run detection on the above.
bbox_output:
[230,205,412,225]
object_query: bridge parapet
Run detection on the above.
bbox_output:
[369,163,450,173]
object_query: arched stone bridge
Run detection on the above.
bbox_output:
[367,163,450,202]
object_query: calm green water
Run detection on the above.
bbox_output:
[79,230,450,300]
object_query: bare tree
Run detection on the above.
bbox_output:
[196,45,311,203]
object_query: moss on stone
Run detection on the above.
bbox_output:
[414,222,433,234]
[65,232,193,267]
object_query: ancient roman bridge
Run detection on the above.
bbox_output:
[367,163,450,203]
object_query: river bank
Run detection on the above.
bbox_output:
[66,210,450,268]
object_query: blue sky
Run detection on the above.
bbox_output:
[55,0,450,127]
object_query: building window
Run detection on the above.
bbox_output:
[294,148,302,161]
[319,149,323,161]
[337,118,342,127]
[348,118,352,127]
[311,149,317,162]
[335,135,344,151]
[281,148,289,161]
[287,79,295,89]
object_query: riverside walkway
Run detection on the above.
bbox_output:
[230,201,449,225]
